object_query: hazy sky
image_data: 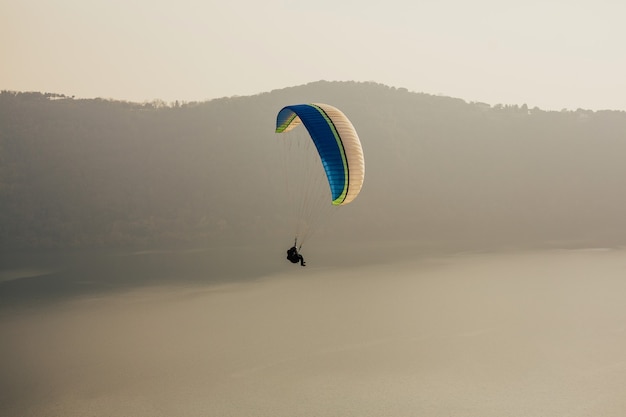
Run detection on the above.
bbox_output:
[3,0,625,110]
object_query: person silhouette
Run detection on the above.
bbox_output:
[286,246,305,266]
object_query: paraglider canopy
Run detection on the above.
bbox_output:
[276,103,365,206]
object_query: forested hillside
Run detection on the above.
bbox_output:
[2,81,626,251]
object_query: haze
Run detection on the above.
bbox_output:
[3,1,626,414]
[3,0,626,110]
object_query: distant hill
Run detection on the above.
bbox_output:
[2,81,626,251]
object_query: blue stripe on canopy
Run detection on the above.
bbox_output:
[276,104,348,204]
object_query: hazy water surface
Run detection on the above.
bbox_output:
[2,247,626,416]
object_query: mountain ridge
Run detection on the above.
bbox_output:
[2,81,626,251]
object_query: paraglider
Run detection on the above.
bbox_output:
[286,244,305,266]
[275,103,365,265]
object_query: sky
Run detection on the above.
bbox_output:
[2,0,626,110]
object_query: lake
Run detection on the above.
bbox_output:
[2,244,626,416]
